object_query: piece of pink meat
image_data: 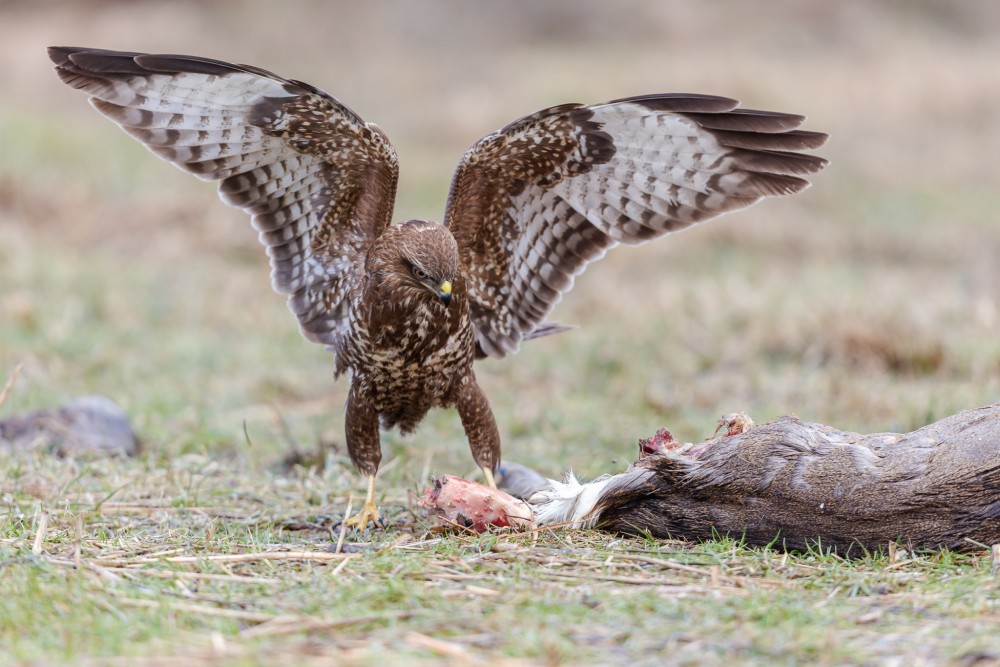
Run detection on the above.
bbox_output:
[420,474,535,532]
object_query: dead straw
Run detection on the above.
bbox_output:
[92,550,353,567]
[0,364,22,412]
[97,566,282,585]
[241,610,411,639]
[334,494,353,554]
[31,509,49,555]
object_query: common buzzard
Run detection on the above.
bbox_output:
[49,47,827,529]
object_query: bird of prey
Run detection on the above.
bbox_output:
[49,47,827,530]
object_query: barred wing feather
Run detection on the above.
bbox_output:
[444,94,827,358]
[48,47,399,363]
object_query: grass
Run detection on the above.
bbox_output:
[0,455,997,664]
[4,451,1000,666]
[3,1,1000,664]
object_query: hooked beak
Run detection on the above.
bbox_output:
[436,280,453,307]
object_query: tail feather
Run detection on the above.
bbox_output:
[475,320,574,359]
[527,468,654,529]
[524,321,575,340]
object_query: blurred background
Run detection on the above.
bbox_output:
[2,0,999,480]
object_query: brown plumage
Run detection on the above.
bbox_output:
[48,47,828,528]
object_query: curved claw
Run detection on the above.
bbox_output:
[342,498,386,532]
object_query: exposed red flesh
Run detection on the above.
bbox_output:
[638,427,681,458]
[420,474,535,532]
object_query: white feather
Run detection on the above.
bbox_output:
[528,472,616,529]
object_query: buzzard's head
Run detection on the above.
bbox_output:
[366,221,459,308]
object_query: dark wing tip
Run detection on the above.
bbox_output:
[784,130,829,149]
[744,172,814,196]
[134,53,258,77]
[607,93,740,114]
[604,92,828,146]
[712,128,829,151]
[48,46,287,84]
[670,102,829,184]
[63,48,153,75]
[48,46,86,66]
[685,108,808,133]
[523,321,575,341]
[731,149,830,177]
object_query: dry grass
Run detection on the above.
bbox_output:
[5,453,1000,665]
[0,365,21,412]
[3,1,1000,664]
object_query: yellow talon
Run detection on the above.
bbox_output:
[482,466,498,490]
[343,475,386,531]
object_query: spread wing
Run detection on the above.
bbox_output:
[49,47,398,361]
[444,94,828,358]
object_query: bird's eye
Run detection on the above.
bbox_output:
[412,266,428,280]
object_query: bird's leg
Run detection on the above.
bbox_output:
[343,474,384,531]
[455,372,502,488]
[343,385,386,531]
